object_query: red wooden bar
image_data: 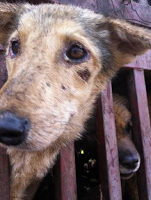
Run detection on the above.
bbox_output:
[0,50,10,200]
[127,69,151,200]
[0,147,10,200]
[124,50,151,70]
[96,82,122,200]
[57,142,77,200]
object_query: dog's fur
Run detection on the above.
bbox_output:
[0,2,151,199]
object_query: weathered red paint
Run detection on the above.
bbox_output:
[127,69,151,200]
[0,50,9,200]
[109,0,151,28]
[59,143,77,200]
[125,50,151,70]
[54,158,61,200]
[96,82,122,200]
[0,147,10,200]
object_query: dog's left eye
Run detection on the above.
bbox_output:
[9,39,20,58]
[12,40,20,55]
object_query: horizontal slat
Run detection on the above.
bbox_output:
[124,50,151,70]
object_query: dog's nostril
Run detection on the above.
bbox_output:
[24,119,28,125]
[0,112,30,146]
[22,119,30,130]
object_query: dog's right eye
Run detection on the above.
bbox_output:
[64,43,89,64]
[9,39,20,58]
[125,121,133,135]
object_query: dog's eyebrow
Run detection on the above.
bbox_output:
[63,27,101,57]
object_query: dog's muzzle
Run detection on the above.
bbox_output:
[120,152,139,170]
[0,112,30,146]
[119,150,140,179]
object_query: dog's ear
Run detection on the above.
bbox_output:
[0,3,28,45]
[89,16,151,92]
[96,17,151,67]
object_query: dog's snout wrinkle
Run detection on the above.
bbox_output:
[0,112,30,146]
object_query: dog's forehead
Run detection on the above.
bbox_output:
[18,4,98,34]
[14,4,102,61]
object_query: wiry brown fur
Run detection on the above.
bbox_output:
[0,2,151,200]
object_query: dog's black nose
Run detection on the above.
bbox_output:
[0,112,30,146]
[120,152,139,170]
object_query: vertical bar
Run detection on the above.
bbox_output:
[127,69,151,200]
[55,157,61,200]
[0,49,10,200]
[0,147,10,200]
[96,82,122,200]
[59,142,77,200]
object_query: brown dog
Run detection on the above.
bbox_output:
[113,94,140,180]
[75,94,141,199]
[104,93,150,200]
[0,2,151,199]
[113,94,140,200]
[114,94,151,200]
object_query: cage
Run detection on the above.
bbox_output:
[0,0,151,199]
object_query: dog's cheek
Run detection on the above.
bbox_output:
[25,101,78,150]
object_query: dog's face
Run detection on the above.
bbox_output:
[0,3,150,151]
[114,96,140,179]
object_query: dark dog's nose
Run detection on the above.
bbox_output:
[0,112,30,146]
[119,152,139,170]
